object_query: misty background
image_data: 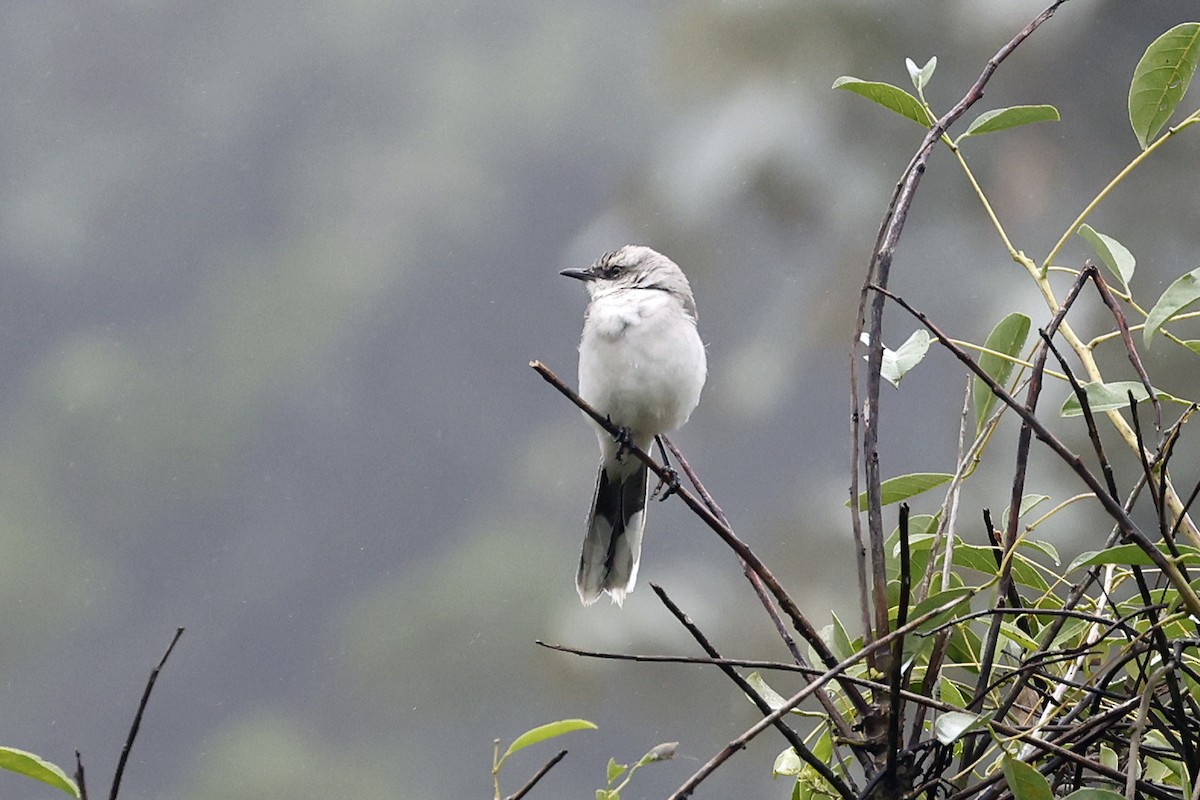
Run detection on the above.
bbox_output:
[1,2,1198,798]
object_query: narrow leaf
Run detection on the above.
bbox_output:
[1061,789,1126,800]
[1002,755,1053,800]
[880,329,931,387]
[502,719,597,761]
[832,76,933,127]
[1068,543,1200,572]
[1145,266,1200,345]
[746,672,790,711]
[974,313,1031,432]
[906,56,937,92]
[1077,224,1136,287]
[0,748,79,798]
[1059,380,1179,417]
[1129,22,1200,149]
[958,104,1060,141]
[934,711,981,744]
[850,472,953,510]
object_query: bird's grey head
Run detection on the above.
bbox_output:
[560,245,697,317]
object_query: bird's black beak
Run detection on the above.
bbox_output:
[559,267,595,282]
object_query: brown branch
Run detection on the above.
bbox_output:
[660,436,867,761]
[109,627,184,800]
[503,750,567,800]
[666,588,979,799]
[852,0,1072,666]
[869,287,1200,618]
[650,584,855,799]
[529,360,871,717]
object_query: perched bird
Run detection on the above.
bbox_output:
[561,246,707,606]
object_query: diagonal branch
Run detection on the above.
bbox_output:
[530,360,871,718]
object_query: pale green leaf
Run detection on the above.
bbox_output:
[0,748,79,798]
[773,747,803,778]
[1183,340,1200,355]
[974,313,1031,432]
[880,329,932,387]
[832,76,933,127]
[1077,224,1136,287]
[1061,789,1125,800]
[1068,543,1200,572]
[1002,755,1053,800]
[1059,380,1179,417]
[607,758,626,784]
[1145,266,1200,345]
[1129,22,1200,149]
[502,719,597,761]
[850,472,953,511]
[746,672,790,711]
[957,104,1059,141]
[906,56,937,92]
[933,711,982,744]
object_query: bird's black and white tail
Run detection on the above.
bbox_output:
[576,462,649,606]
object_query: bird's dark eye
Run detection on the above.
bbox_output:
[602,265,623,279]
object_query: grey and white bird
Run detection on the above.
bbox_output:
[561,246,707,606]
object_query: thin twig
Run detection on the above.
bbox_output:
[530,360,871,717]
[661,436,867,762]
[650,584,855,799]
[870,287,1200,618]
[666,589,979,799]
[74,751,88,800]
[503,750,567,800]
[109,627,185,800]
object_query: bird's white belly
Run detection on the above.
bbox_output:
[578,297,706,439]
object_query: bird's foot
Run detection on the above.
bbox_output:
[612,423,635,462]
[653,467,682,501]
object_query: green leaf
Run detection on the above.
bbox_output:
[974,313,1031,432]
[1183,340,1200,355]
[1059,380,1179,417]
[1098,744,1119,771]
[1061,789,1126,800]
[905,56,937,92]
[832,76,933,127]
[1077,224,1136,288]
[1129,22,1200,149]
[773,747,803,778]
[1068,543,1200,572]
[957,105,1060,141]
[1145,266,1200,345]
[746,672,790,711]
[0,748,79,798]
[607,757,626,784]
[939,676,966,708]
[880,329,932,387]
[933,711,982,744]
[911,586,975,633]
[850,472,953,510]
[1002,755,1053,800]
[502,719,597,761]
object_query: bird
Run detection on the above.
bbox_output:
[561,245,707,606]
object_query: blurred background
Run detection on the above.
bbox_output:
[1,2,1198,798]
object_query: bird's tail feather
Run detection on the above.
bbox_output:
[576,463,649,606]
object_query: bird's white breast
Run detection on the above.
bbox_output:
[577,289,707,445]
